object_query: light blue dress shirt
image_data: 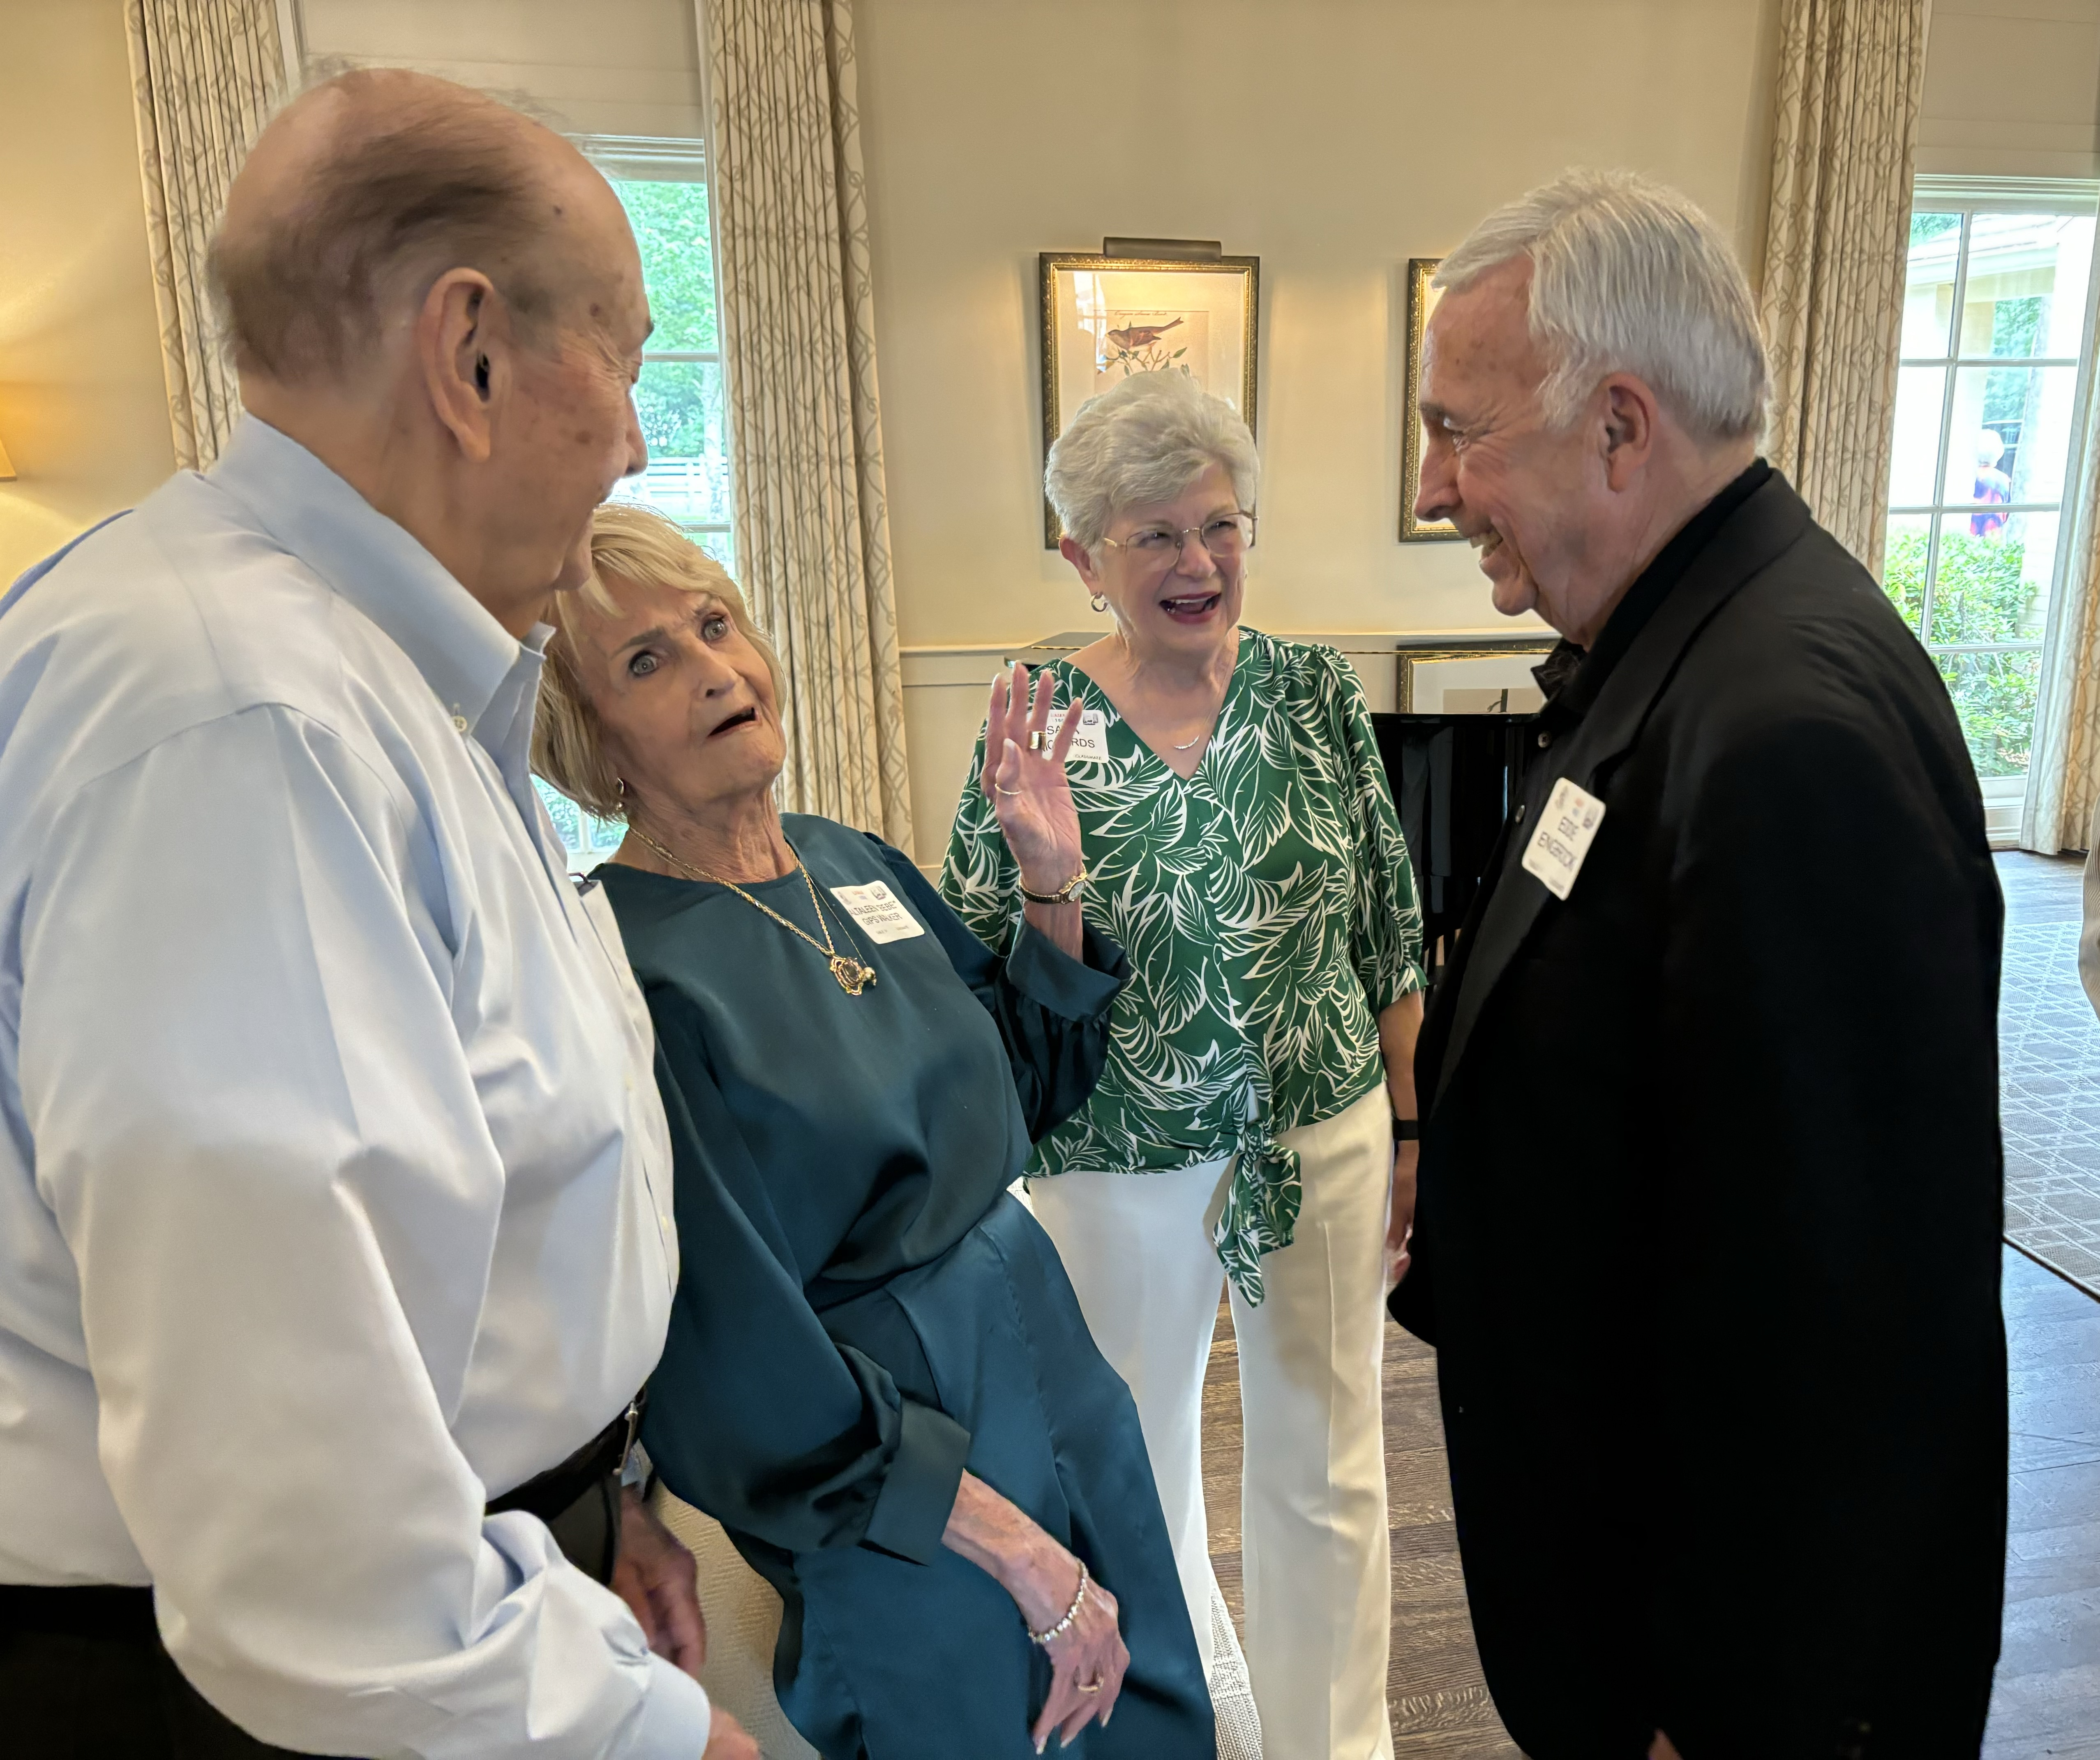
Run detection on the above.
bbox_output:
[0,418,710,1757]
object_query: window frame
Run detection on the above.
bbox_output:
[574,134,735,559]
[536,133,732,872]
[1888,174,2100,790]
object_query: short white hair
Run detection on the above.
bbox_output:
[1437,168,1769,444]
[1045,370,1260,552]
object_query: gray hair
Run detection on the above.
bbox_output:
[1045,370,1260,552]
[1436,169,1769,444]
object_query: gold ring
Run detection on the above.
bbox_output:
[995,784,1022,796]
[1027,729,1047,751]
[1075,1681,1103,1695]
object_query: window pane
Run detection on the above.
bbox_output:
[1887,366,1948,505]
[1903,212,1962,356]
[625,358,732,525]
[1934,648,2042,778]
[1960,212,2095,358]
[1927,510,2059,646]
[533,778,627,875]
[1940,364,2077,504]
[612,178,718,351]
[1881,513,1931,635]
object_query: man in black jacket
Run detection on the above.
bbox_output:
[1388,171,2006,1758]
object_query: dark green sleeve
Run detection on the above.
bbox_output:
[639,986,972,1563]
[871,835,1128,1142]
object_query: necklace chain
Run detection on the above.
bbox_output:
[625,826,878,997]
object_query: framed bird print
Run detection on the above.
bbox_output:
[1401,257,1460,542]
[1040,251,1260,547]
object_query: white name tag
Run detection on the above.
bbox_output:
[1042,707,1109,762]
[1519,778,1607,901]
[828,881,926,944]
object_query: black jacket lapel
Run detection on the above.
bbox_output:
[1426,477,1813,1113]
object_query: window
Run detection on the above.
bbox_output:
[534,135,732,872]
[1884,180,2097,783]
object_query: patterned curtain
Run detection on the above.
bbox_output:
[703,0,912,847]
[1757,0,1929,573]
[2023,252,2100,853]
[126,0,288,473]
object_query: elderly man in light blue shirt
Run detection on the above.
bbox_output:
[0,68,754,1760]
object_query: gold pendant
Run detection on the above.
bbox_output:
[829,955,876,996]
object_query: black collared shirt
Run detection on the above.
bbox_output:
[1530,459,1774,730]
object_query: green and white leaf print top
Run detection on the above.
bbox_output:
[940,628,1425,1305]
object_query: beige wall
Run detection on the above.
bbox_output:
[0,0,176,584]
[855,0,1784,654]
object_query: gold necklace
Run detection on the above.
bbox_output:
[626,826,877,997]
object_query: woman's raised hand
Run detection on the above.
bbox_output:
[982,661,1083,896]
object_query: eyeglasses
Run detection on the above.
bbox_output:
[1098,511,1258,566]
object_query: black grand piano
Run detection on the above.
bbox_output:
[1371,712,1537,993]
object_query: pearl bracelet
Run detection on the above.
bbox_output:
[1027,1559,1089,1646]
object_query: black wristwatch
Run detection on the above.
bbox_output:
[1392,1118,1420,1143]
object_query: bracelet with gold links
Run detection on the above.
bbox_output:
[1018,862,1087,907]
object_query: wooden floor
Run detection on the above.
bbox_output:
[1198,866,2100,1755]
[1990,853,2100,1756]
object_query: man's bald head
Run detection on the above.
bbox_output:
[211,69,611,386]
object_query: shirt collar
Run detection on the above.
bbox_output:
[207,416,526,740]
[1535,459,1774,725]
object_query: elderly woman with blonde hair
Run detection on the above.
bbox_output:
[943,371,1426,1760]
[531,502,1213,1760]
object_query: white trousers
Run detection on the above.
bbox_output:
[1030,1083,1395,1760]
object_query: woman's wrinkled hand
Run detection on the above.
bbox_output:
[1028,1558,1128,1753]
[982,661,1083,896]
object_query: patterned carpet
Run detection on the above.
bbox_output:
[1998,857,2100,1297]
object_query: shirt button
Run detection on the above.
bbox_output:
[1536,730,1552,749]
[452,714,469,732]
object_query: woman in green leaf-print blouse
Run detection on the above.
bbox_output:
[941,370,1425,1760]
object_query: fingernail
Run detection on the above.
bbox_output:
[1034,1736,1047,1755]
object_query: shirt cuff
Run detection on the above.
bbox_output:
[861,1397,972,1565]
[1370,959,1428,1012]
[619,1654,712,1760]
[1006,919,1128,1022]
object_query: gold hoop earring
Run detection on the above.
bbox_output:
[1090,594,1109,614]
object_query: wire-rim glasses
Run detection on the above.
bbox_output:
[1098,511,1257,566]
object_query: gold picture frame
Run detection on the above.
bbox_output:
[1401,257,1458,542]
[1398,642,1559,714]
[1040,252,1260,547]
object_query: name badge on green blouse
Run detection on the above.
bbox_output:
[830,882,927,944]
[1043,708,1109,762]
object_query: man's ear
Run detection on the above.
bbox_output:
[1599,375,1660,490]
[417,268,503,464]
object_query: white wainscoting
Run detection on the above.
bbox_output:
[1982,774,2026,849]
